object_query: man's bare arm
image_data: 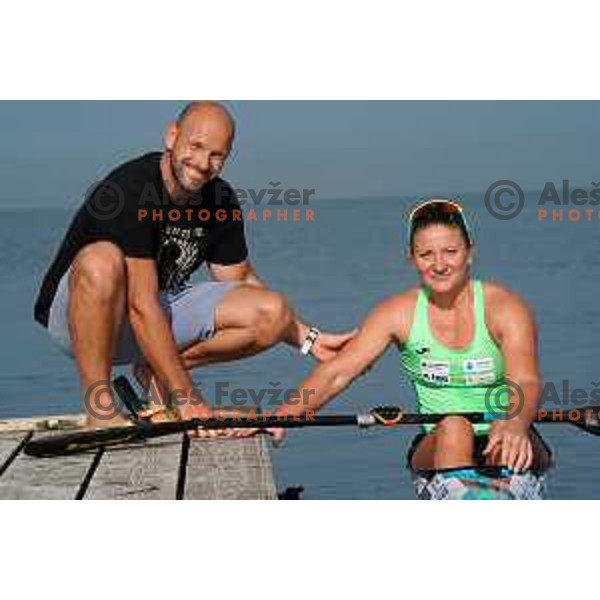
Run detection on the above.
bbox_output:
[125,257,207,409]
[209,260,263,286]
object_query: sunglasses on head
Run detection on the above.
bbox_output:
[408,199,472,245]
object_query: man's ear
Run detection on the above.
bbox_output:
[164,123,178,152]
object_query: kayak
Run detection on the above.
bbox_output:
[413,466,546,500]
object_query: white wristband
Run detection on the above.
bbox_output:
[300,327,320,356]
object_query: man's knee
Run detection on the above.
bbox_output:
[70,242,126,300]
[253,290,292,347]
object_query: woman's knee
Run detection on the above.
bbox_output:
[434,416,474,445]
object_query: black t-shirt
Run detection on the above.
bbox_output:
[34,152,248,327]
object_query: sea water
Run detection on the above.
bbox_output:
[1,193,599,498]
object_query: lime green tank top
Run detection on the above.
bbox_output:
[399,280,506,434]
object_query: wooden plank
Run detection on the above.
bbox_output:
[0,420,277,500]
[85,436,183,500]
[184,436,277,499]
[0,432,95,499]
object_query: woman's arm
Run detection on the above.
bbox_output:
[280,295,412,417]
[484,284,542,471]
[490,284,542,423]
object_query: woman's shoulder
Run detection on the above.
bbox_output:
[363,287,421,340]
[377,286,421,312]
[480,280,535,324]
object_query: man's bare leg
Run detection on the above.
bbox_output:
[68,242,132,428]
[183,285,294,367]
[135,285,292,388]
[133,285,292,437]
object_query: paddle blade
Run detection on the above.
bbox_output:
[24,425,143,457]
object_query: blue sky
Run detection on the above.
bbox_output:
[1,101,598,208]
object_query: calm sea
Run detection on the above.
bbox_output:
[2,193,599,498]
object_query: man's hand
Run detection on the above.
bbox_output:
[483,418,533,473]
[310,329,358,362]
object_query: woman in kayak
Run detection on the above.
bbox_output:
[289,198,551,493]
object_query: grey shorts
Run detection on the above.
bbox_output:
[47,270,239,365]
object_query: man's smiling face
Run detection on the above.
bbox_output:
[165,104,234,194]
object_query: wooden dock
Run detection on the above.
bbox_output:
[0,415,277,500]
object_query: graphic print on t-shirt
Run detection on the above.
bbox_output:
[157,224,210,292]
[420,359,451,385]
[462,357,497,385]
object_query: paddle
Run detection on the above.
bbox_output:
[23,405,600,457]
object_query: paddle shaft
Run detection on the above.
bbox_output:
[24,406,600,457]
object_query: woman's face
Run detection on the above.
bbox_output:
[411,224,472,293]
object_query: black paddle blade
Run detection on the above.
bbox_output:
[24,419,192,458]
[24,424,145,457]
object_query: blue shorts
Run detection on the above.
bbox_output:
[47,269,239,365]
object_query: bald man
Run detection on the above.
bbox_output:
[34,102,353,427]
